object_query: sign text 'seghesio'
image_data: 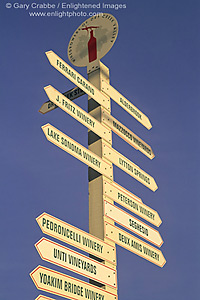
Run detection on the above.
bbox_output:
[104,201,163,247]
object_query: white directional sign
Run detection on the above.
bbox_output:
[30,266,117,300]
[44,85,111,143]
[42,123,113,180]
[102,143,158,191]
[39,87,85,114]
[102,109,154,159]
[35,237,117,288]
[101,80,152,130]
[105,222,166,268]
[46,51,110,111]
[36,212,116,264]
[104,201,163,247]
[103,180,162,227]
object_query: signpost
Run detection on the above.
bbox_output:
[104,201,163,247]
[102,143,158,191]
[35,237,117,288]
[36,212,116,264]
[101,80,152,129]
[44,85,111,143]
[33,13,165,300]
[39,87,85,114]
[42,123,113,180]
[102,109,154,159]
[30,266,118,300]
[105,222,166,268]
[45,51,111,111]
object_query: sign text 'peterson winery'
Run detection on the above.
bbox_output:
[31,13,166,300]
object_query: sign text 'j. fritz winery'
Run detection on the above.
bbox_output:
[32,13,166,300]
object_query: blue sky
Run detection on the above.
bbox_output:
[0,0,199,299]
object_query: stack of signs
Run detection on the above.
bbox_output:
[30,213,117,300]
[31,13,165,300]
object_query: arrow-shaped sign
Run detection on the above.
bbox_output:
[35,296,55,300]
[36,212,116,265]
[39,87,85,114]
[103,178,142,203]
[101,80,152,129]
[30,266,117,300]
[102,143,158,191]
[45,51,110,111]
[104,201,163,247]
[35,237,117,288]
[102,109,154,159]
[42,123,113,180]
[103,180,162,227]
[39,100,57,115]
[105,222,166,268]
[44,85,111,143]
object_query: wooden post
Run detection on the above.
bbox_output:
[88,61,118,295]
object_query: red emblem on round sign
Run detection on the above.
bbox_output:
[68,14,119,67]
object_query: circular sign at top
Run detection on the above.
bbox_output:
[68,14,118,67]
